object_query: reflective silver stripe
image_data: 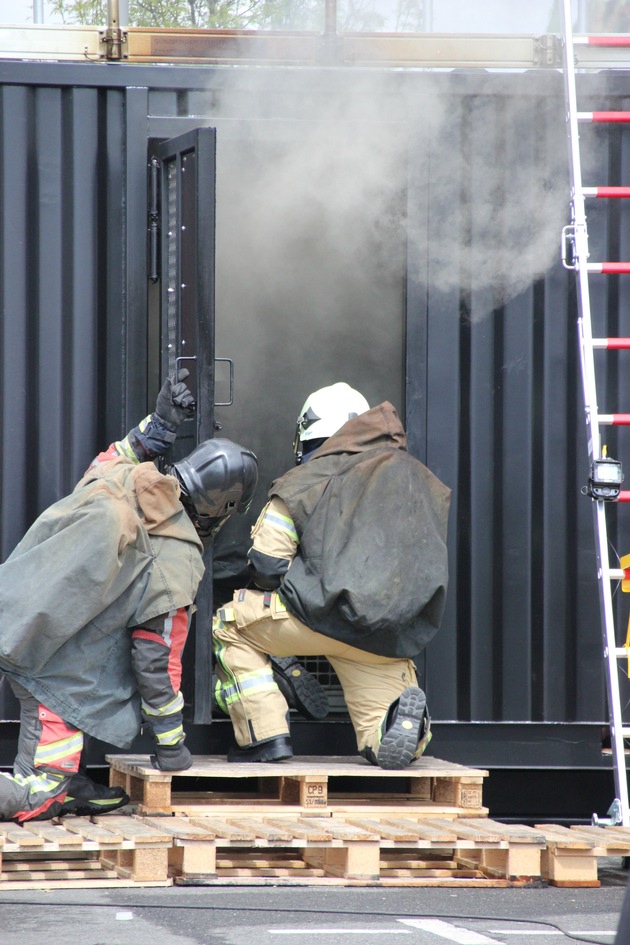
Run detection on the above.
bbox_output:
[221,669,278,706]
[263,508,298,542]
[3,770,66,798]
[162,609,176,647]
[34,731,83,766]
[155,724,185,746]
[141,691,184,717]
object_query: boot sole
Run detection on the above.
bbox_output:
[59,792,130,817]
[228,738,293,763]
[377,687,427,770]
[271,657,330,720]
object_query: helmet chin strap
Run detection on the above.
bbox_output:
[296,437,327,466]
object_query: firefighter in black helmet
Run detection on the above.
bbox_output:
[0,371,257,823]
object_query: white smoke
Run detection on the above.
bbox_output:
[208,66,569,577]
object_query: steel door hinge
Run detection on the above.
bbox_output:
[148,156,160,284]
[534,33,563,68]
[99,27,128,61]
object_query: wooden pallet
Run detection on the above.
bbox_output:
[106,754,489,817]
[0,816,172,889]
[536,823,630,887]
[136,813,545,886]
[11,809,630,888]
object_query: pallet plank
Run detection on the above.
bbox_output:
[2,867,120,882]
[0,824,45,848]
[91,816,171,844]
[343,818,426,841]
[226,818,295,842]
[568,825,630,849]
[535,825,596,849]
[421,819,503,843]
[294,817,380,841]
[2,858,103,872]
[188,817,256,841]
[21,823,84,846]
[141,816,218,841]
[56,818,125,845]
[457,819,546,844]
[263,818,334,841]
[379,818,459,842]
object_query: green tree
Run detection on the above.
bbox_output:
[50,0,325,29]
[50,0,426,32]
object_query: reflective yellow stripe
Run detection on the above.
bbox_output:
[154,724,185,746]
[263,508,298,542]
[34,731,83,766]
[114,414,151,462]
[1,770,67,797]
[220,667,278,706]
[141,692,184,717]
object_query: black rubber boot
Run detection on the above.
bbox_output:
[227,735,293,763]
[57,773,130,817]
[270,656,330,721]
[373,686,430,771]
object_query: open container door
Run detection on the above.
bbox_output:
[154,127,217,724]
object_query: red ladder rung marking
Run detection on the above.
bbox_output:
[575,35,630,47]
[599,414,630,425]
[593,338,630,349]
[587,263,630,274]
[578,111,630,122]
[583,187,630,198]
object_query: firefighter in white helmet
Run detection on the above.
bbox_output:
[213,382,451,769]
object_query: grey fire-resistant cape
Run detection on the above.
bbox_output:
[0,458,204,748]
[271,402,451,659]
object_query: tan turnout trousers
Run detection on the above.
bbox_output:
[212,588,418,755]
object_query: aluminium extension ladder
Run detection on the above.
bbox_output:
[561,0,630,827]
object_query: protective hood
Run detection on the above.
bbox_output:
[271,401,451,659]
[308,401,407,458]
[77,457,192,541]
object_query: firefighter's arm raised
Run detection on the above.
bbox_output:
[247,496,298,590]
[92,370,196,466]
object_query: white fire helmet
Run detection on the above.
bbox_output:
[293,382,370,464]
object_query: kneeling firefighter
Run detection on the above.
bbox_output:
[0,372,257,822]
[213,382,451,769]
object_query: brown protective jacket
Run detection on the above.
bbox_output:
[270,402,451,658]
[0,458,204,747]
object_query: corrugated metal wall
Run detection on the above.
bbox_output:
[1,60,628,763]
[0,80,145,555]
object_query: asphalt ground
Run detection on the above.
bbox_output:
[2,860,629,945]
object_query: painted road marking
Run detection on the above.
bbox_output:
[489,932,615,937]
[399,918,502,944]
[269,931,412,935]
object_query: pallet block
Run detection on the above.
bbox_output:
[106,754,489,817]
[535,824,599,886]
[536,823,630,887]
[0,816,172,889]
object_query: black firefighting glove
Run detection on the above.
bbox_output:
[155,368,196,432]
[122,370,196,462]
[150,742,193,771]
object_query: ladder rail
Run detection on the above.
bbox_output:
[562,0,630,827]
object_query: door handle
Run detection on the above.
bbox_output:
[215,357,234,407]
